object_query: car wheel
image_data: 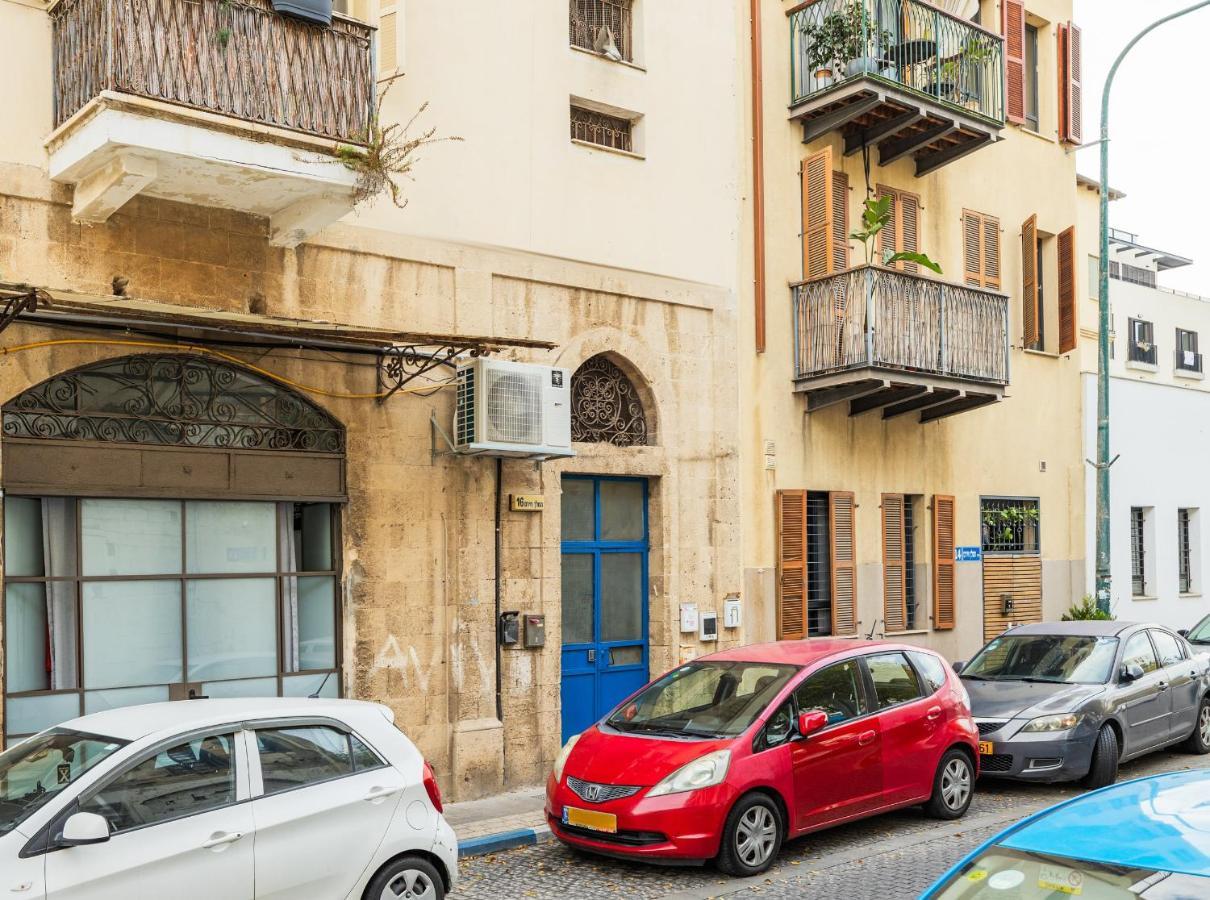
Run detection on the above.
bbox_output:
[1082,725,1120,790]
[925,749,974,820]
[365,855,444,900]
[716,792,784,877]
[1182,697,1210,754]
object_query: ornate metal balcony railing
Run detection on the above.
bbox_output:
[793,265,1009,384]
[789,0,1005,124]
[50,0,375,144]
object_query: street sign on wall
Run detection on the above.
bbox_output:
[956,546,983,562]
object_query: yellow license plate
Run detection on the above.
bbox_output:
[564,806,618,834]
[979,741,994,755]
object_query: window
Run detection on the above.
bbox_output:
[80,732,236,833]
[806,492,832,636]
[760,701,796,751]
[1178,508,1199,594]
[1150,630,1185,667]
[963,635,1119,684]
[1128,318,1157,365]
[1130,507,1148,596]
[1023,24,1039,131]
[569,0,634,63]
[865,653,922,710]
[881,495,921,632]
[909,651,949,694]
[876,185,922,273]
[570,104,634,152]
[794,660,868,727]
[980,498,1040,555]
[257,726,356,795]
[1177,329,1202,373]
[776,490,856,640]
[1111,261,1157,288]
[350,735,385,771]
[1122,631,1159,675]
[962,210,1001,289]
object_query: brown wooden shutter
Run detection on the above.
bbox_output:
[1065,24,1083,143]
[1057,23,1070,142]
[898,191,920,274]
[877,184,897,266]
[379,7,399,72]
[963,211,1002,290]
[881,494,907,633]
[1021,214,1039,347]
[932,495,956,630]
[801,148,834,279]
[982,556,1042,642]
[1003,0,1027,125]
[983,214,1001,289]
[776,490,808,641]
[830,491,858,636]
[832,170,850,272]
[1058,225,1077,353]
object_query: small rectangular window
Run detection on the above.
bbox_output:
[570,105,634,152]
[1178,508,1199,594]
[1023,24,1039,131]
[1130,507,1147,596]
[806,491,832,637]
[256,726,354,795]
[980,498,1040,555]
[569,0,634,62]
[1177,329,1202,373]
[1128,318,1157,364]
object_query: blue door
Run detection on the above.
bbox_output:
[560,476,649,742]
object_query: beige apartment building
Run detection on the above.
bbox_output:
[0,0,745,798]
[740,0,1088,660]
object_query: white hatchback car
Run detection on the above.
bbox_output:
[0,698,458,900]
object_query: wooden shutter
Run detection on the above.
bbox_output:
[963,210,1001,290]
[830,491,858,636]
[776,490,808,641]
[983,215,1001,289]
[1058,226,1077,353]
[832,170,850,272]
[876,186,920,273]
[876,185,896,266]
[801,148,834,279]
[1021,214,1039,347]
[378,7,399,72]
[1065,24,1083,143]
[1003,0,1027,125]
[982,556,1042,642]
[932,495,956,630]
[881,494,907,633]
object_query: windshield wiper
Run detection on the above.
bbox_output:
[1008,676,1068,684]
[961,674,992,681]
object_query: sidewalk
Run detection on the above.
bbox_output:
[443,785,551,858]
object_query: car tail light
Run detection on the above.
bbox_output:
[423,760,443,813]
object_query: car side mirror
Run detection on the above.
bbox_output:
[951,660,966,674]
[59,812,110,847]
[1179,629,1189,638]
[1120,662,1145,682]
[797,709,829,738]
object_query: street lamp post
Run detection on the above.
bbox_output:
[1095,1,1210,616]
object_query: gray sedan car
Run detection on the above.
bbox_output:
[957,621,1210,788]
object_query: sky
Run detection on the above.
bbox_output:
[1075,0,1209,295]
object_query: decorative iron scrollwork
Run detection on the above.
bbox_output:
[571,355,648,446]
[2,354,344,453]
[0,288,39,334]
[376,345,485,403]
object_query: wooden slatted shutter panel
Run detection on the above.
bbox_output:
[1066,24,1083,143]
[963,210,983,287]
[1058,225,1077,353]
[378,7,399,72]
[932,496,956,630]
[982,556,1043,642]
[898,191,920,274]
[1057,23,1070,142]
[877,185,897,266]
[1003,0,1027,125]
[830,491,858,636]
[832,170,850,272]
[776,490,808,641]
[1021,214,1039,347]
[881,494,907,633]
[983,214,1001,289]
[801,148,834,279]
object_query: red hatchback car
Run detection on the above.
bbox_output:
[547,640,978,875]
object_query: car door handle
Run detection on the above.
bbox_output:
[858,730,876,746]
[201,831,243,849]
[1158,682,1169,692]
[364,785,402,802]
[926,706,943,722]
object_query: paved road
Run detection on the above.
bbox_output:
[454,750,1210,900]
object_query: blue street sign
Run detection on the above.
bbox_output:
[955,546,982,562]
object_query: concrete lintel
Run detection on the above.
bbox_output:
[269,193,357,248]
[71,152,157,224]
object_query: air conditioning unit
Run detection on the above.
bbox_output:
[454,359,574,459]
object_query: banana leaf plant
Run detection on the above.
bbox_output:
[850,196,942,274]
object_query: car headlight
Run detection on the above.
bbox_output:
[1021,713,1081,733]
[647,750,731,798]
[552,734,580,783]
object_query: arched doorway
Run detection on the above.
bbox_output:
[1,354,346,744]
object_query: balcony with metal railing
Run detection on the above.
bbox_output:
[788,0,1004,176]
[792,265,1009,422]
[46,0,376,246]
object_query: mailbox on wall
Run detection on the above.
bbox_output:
[523,614,546,649]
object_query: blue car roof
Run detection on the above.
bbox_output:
[1001,770,1210,878]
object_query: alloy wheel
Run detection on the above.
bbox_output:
[1200,705,1210,746]
[940,757,972,811]
[381,869,437,900]
[735,804,778,867]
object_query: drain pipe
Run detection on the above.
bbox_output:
[494,456,504,723]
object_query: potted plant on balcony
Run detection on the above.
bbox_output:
[804,2,893,83]
[850,196,943,274]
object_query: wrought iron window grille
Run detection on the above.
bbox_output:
[980,497,1040,555]
[570,355,649,446]
[570,106,634,153]
[569,0,634,62]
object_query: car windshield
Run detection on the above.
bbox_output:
[1187,615,1210,643]
[606,661,798,739]
[963,635,1119,684]
[931,844,1209,897]
[0,729,126,838]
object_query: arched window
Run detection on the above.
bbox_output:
[570,354,649,446]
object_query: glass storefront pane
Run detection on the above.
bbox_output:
[282,672,338,698]
[186,501,276,574]
[297,577,336,670]
[561,479,595,541]
[5,583,48,693]
[4,497,44,576]
[82,581,183,689]
[561,554,594,644]
[297,503,333,571]
[82,500,182,576]
[5,693,80,738]
[84,686,170,714]
[202,677,279,699]
[600,481,645,541]
[600,553,643,643]
[186,579,277,681]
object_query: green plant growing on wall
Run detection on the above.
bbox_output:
[1062,595,1114,621]
[981,504,1040,544]
[850,196,943,273]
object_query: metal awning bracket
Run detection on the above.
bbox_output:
[0,287,41,334]
[376,344,488,404]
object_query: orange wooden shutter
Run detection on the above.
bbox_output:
[932,495,956,630]
[832,170,850,272]
[1065,24,1083,144]
[881,494,907,633]
[1003,0,1027,125]
[801,148,834,279]
[776,490,808,641]
[963,211,1002,289]
[1058,225,1077,353]
[1021,214,1039,347]
[876,184,897,265]
[830,491,858,636]
[983,214,1001,289]
[898,191,920,274]
[1057,23,1070,142]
